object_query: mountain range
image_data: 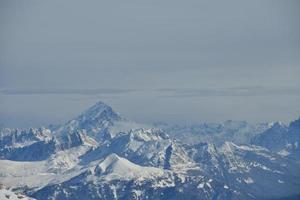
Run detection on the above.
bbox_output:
[0,101,299,200]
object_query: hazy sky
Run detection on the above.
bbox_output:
[1,0,300,127]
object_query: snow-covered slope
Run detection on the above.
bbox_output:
[92,153,165,180]
[184,141,300,199]
[0,186,36,200]
[31,153,236,200]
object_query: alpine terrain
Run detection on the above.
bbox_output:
[0,101,299,200]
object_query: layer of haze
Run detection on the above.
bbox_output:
[1,0,300,127]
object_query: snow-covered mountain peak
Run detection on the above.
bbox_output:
[73,101,122,127]
[95,153,124,174]
[94,153,163,180]
[62,101,120,129]
[54,101,125,144]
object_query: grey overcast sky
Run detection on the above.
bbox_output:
[1,0,300,127]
